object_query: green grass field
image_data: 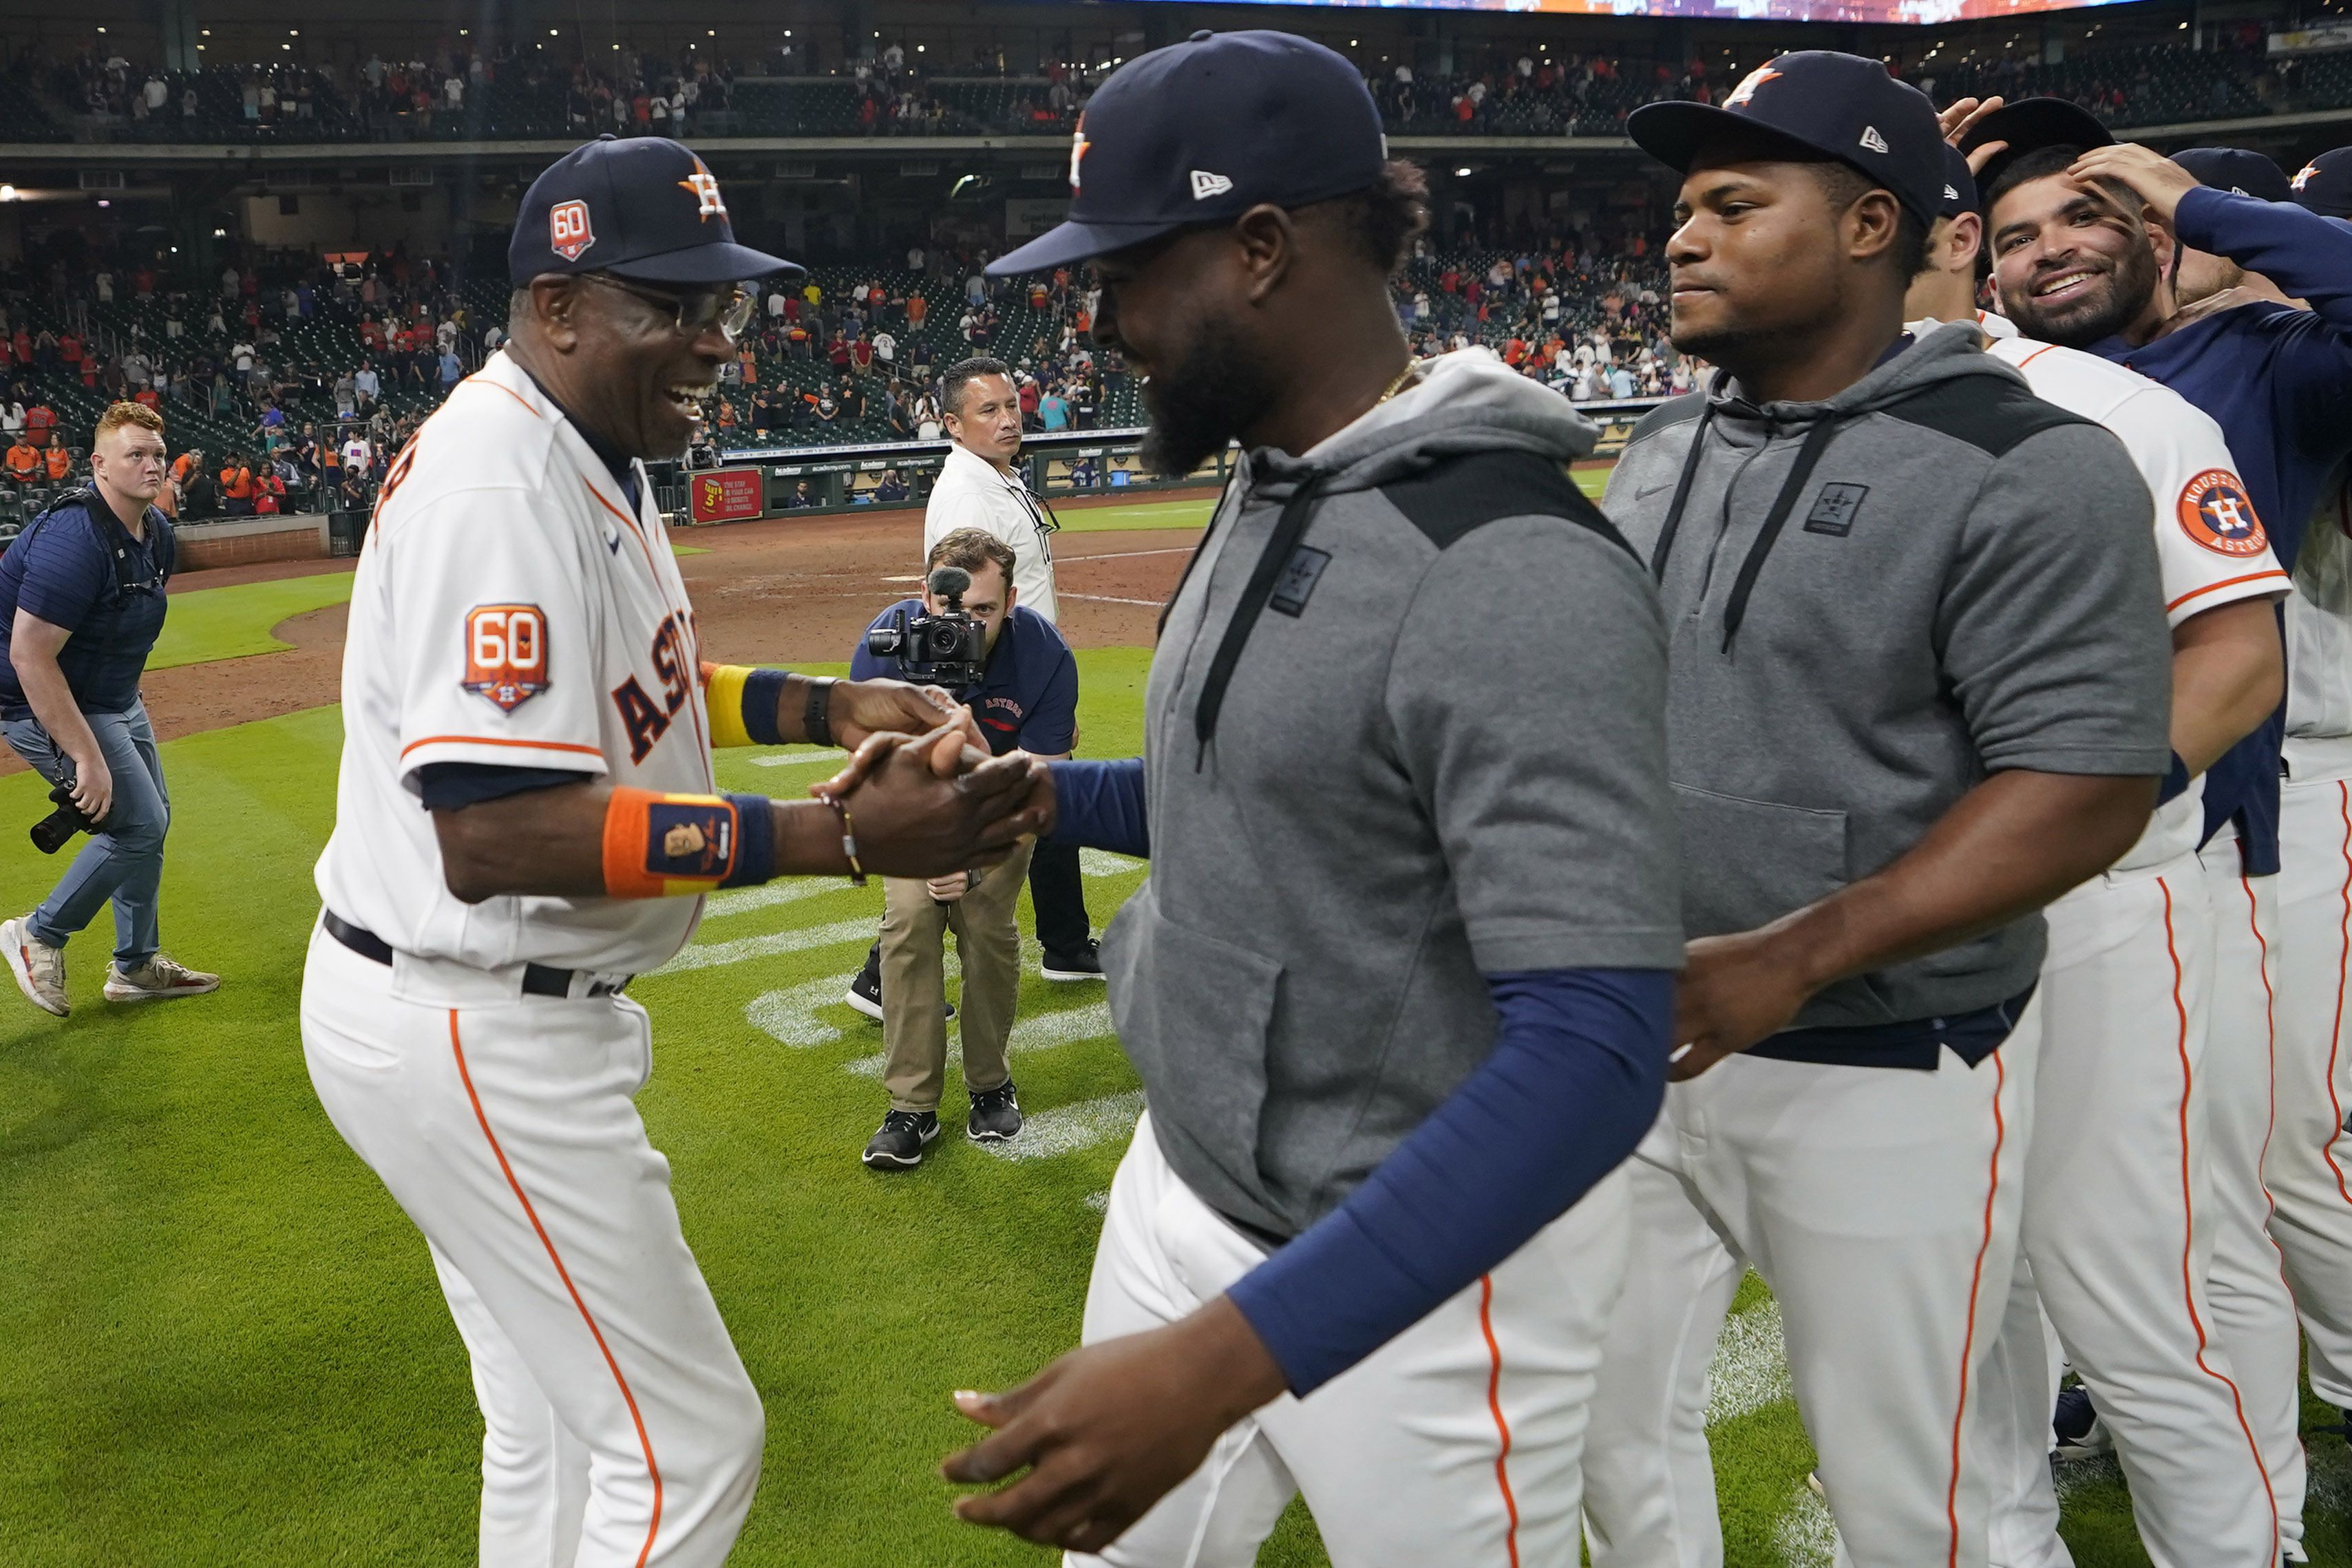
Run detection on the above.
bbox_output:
[4,516,2349,1562]
[149,569,355,669]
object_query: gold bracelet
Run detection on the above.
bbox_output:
[812,788,867,884]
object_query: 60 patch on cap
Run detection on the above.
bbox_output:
[511,136,801,287]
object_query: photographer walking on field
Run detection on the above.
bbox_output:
[850,528,1078,1169]
[0,402,217,1016]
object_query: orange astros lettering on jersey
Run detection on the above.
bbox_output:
[2176,469,2269,558]
[463,604,550,712]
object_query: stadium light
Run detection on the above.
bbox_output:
[96,199,109,208]
[290,28,299,35]
[282,43,290,50]
[1454,165,1472,176]
[550,28,560,35]
[0,186,14,202]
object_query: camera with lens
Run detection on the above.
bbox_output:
[30,780,99,855]
[863,566,989,690]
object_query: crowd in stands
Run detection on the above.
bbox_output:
[10,26,2352,147]
[0,198,1678,535]
[0,241,476,529]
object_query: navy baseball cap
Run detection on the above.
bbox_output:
[1628,52,1947,226]
[2172,146,2292,203]
[510,136,800,287]
[1960,97,2112,201]
[2293,148,2352,220]
[1938,143,1978,222]
[987,30,1386,276]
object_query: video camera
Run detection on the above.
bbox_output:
[863,566,989,690]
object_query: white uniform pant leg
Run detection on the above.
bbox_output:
[2272,774,2352,1411]
[1978,1256,2071,1568]
[1582,1112,1749,1568]
[2200,847,2307,1553]
[1679,1013,2037,1568]
[299,926,765,1568]
[1991,862,2278,1568]
[1068,1112,1628,1568]
[430,1240,594,1567]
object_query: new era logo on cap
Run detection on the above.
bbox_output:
[1860,125,1889,154]
[1190,171,1234,200]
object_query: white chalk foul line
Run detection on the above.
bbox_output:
[1770,1479,1838,1568]
[842,996,1112,1080]
[703,876,856,920]
[654,915,877,975]
[1081,849,1144,878]
[748,747,850,769]
[745,977,852,1049]
[1705,1295,1792,1427]
[979,1090,1145,1162]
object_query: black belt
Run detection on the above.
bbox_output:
[322,910,630,999]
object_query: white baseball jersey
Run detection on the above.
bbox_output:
[1967,327,2290,867]
[315,349,717,975]
[2287,458,2352,739]
[922,441,1058,623]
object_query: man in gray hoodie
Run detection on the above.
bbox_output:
[1578,53,2174,1568]
[932,31,1684,1566]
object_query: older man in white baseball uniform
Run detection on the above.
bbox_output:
[301,138,1043,1567]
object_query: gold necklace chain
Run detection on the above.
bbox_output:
[1375,360,1420,405]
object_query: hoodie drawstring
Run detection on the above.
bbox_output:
[1649,408,1843,654]
[1192,476,1325,770]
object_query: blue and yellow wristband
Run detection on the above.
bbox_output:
[701,662,792,749]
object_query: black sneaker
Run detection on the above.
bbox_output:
[2052,1384,2110,1459]
[1040,940,1103,983]
[843,949,954,1021]
[967,1080,1024,1142]
[862,1110,939,1169]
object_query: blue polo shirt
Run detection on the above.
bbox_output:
[849,601,1077,756]
[0,492,175,721]
[2088,188,2352,873]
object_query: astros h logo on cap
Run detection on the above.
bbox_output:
[510,136,798,288]
[2296,162,2318,192]
[1724,66,1781,109]
[1069,113,1090,195]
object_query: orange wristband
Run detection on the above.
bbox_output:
[602,787,741,898]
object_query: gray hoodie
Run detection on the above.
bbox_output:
[1606,323,2172,1037]
[1108,350,1684,1243]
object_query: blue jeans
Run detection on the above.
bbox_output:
[1,698,169,967]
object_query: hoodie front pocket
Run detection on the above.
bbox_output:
[1103,884,1282,1201]
[1671,783,1850,939]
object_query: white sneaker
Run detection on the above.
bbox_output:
[104,953,220,1002]
[1,914,67,1016]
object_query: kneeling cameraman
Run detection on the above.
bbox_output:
[849,528,1076,1169]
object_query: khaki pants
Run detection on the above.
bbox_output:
[880,839,1030,1113]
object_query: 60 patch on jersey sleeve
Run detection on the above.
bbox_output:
[463,604,550,712]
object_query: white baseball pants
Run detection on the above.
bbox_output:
[300,923,764,1567]
[1977,856,2278,1568]
[2199,836,2307,1555]
[1582,1010,2037,1568]
[1068,1112,1629,1568]
[2273,754,2352,1415]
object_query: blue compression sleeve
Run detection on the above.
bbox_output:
[2176,186,2352,335]
[1045,757,1149,858]
[1226,967,1672,1395]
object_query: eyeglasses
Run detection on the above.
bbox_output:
[578,272,756,341]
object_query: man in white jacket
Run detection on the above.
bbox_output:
[844,357,1098,1020]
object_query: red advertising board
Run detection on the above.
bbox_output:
[689,467,765,524]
